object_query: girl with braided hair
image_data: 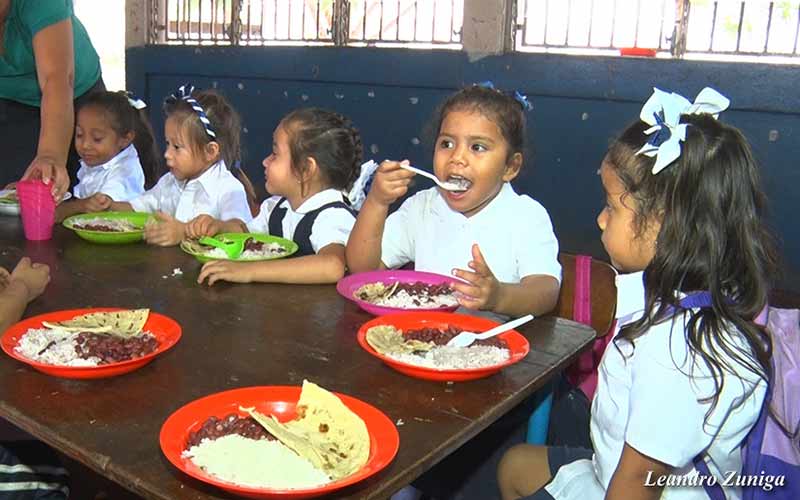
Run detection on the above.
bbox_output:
[188,107,363,285]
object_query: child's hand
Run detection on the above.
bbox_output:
[197,260,251,286]
[0,267,10,291]
[9,257,50,303]
[143,211,186,247]
[186,214,222,239]
[83,193,112,212]
[365,160,415,207]
[451,244,501,311]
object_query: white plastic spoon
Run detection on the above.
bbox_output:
[398,164,469,192]
[446,314,534,348]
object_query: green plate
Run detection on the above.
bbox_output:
[63,211,152,244]
[180,233,299,263]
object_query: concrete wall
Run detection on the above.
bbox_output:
[126,46,800,290]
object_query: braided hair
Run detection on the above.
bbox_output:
[280,108,363,197]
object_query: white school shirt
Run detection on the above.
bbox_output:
[380,183,561,284]
[129,161,252,223]
[247,189,355,253]
[544,271,767,500]
[73,144,145,201]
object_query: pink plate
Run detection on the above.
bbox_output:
[337,270,459,315]
[357,312,530,381]
[1,308,181,379]
[160,386,399,499]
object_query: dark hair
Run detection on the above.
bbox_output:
[163,89,257,211]
[433,85,527,164]
[280,108,363,196]
[78,91,162,187]
[607,113,778,419]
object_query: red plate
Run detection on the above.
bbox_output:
[160,386,399,499]
[357,312,530,381]
[1,308,181,379]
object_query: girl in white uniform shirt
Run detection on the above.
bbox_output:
[498,88,774,500]
[346,84,561,318]
[55,91,160,222]
[187,108,362,285]
[98,85,257,246]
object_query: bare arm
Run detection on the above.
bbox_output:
[0,259,50,332]
[108,201,133,212]
[185,215,247,239]
[452,244,561,317]
[21,19,75,198]
[199,243,347,285]
[0,281,29,333]
[494,275,560,317]
[605,444,671,500]
[345,160,415,273]
[345,196,389,272]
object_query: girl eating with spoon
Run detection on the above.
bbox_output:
[346,83,561,318]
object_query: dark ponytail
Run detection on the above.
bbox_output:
[78,91,163,187]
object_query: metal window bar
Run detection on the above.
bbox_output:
[153,0,462,48]
[148,0,463,48]
[514,0,800,61]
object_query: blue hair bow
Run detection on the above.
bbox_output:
[165,84,217,139]
[475,81,532,112]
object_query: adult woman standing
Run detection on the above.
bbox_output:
[0,0,104,199]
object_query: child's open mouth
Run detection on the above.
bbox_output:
[444,175,471,193]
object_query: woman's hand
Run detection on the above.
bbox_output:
[451,244,502,311]
[21,155,69,200]
[198,260,251,286]
[186,214,222,239]
[143,211,186,247]
[364,160,415,207]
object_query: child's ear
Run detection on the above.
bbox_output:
[502,152,523,182]
[302,156,319,183]
[119,131,135,149]
[204,141,221,162]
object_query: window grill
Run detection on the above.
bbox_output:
[514,0,800,62]
[152,0,462,48]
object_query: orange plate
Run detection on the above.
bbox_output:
[1,308,181,379]
[357,312,530,382]
[160,386,399,499]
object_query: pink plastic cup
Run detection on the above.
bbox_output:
[16,180,56,241]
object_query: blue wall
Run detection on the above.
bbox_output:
[127,46,800,291]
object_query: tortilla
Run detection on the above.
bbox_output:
[365,325,434,355]
[244,380,370,480]
[354,281,398,302]
[42,309,149,338]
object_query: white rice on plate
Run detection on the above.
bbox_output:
[14,327,156,366]
[387,345,510,370]
[368,289,458,309]
[202,242,287,260]
[183,434,330,489]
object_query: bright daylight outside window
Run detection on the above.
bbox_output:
[515,0,800,64]
[155,0,462,48]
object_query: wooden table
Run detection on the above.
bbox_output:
[0,217,595,499]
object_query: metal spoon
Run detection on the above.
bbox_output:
[398,164,469,192]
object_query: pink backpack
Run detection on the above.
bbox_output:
[565,255,615,400]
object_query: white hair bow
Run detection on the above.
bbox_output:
[636,87,730,174]
[126,91,147,110]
